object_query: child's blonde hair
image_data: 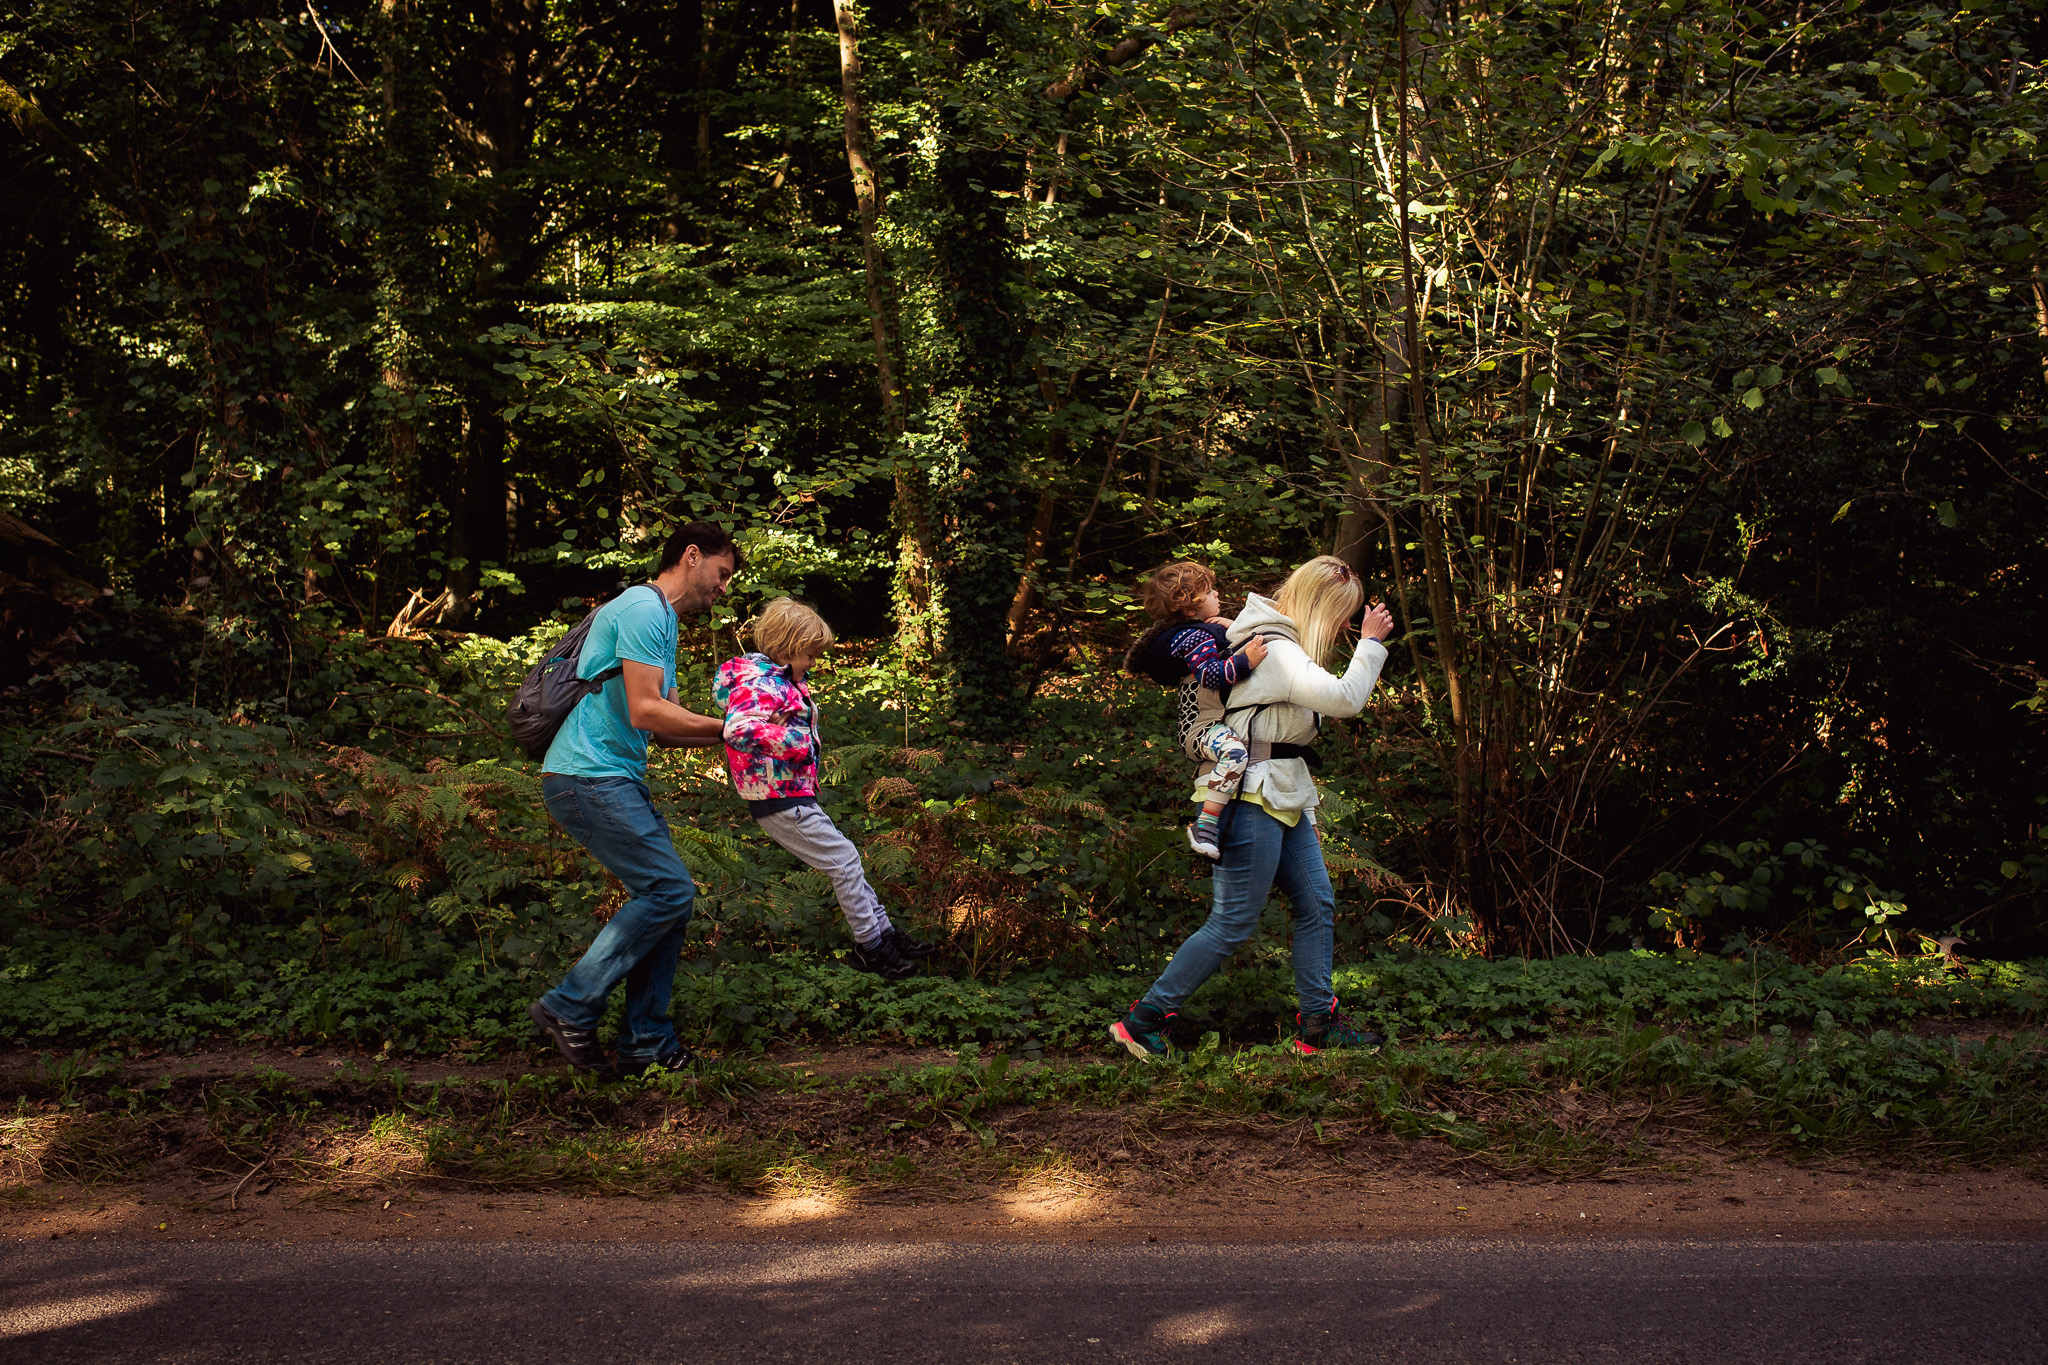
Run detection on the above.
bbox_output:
[752,597,834,661]
[1272,555,1364,667]
[1140,561,1217,621]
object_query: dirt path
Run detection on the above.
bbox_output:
[7,1042,2046,1246]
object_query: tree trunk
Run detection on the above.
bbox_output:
[833,0,935,660]
[907,3,1031,737]
[1396,0,1474,904]
[1331,333,1405,575]
[1006,489,1057,642]
[697,0,717,177]
[922,130,1029,737]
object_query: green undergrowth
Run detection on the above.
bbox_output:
[10,1023,2046,1200]
[1,939,2042,1058]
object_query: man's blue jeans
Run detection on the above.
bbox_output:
[1142,801,1337,1018]
[539,775,695,1065]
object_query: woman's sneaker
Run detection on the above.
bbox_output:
[1109,1000,1176,1061]
[1293,1003,1384,1055]
[848,932,919,979]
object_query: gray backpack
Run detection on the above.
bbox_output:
[505,584,664,761]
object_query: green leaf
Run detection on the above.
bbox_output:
[1712,415,1733,437]
[1936,501,1958,528]
[1741,387,1763,410]
[1878,71,1916,97]
[1680,421,1707,447]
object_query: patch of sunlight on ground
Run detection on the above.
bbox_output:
[0,1288,166,1340]
[661,1246,932,1290]
[1149,1306,1247,1345]
[997,1151,1108,1224]
[731,1158,851,1227]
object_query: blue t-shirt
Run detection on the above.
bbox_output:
[541,584,677,779]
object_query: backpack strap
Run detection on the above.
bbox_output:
[583,582,672,687]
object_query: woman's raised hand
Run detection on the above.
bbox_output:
[1361,602,1395,643]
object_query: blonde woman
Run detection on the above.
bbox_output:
[1110,556,1397,1060]
[714,597,933,978]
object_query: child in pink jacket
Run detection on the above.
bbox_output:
[714,597,932,978]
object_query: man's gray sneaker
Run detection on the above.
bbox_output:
[528,999,612,1073]
[619,1046,695,1078]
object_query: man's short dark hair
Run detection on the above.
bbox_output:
[657,521,745,574]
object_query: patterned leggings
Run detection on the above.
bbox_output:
[1192,721,1250,805]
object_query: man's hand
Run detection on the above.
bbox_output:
[1361,602,1395,643]
[1243,634,1269,667]
[622,661,723,745]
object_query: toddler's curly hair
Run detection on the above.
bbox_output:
[1140,561,1217,621]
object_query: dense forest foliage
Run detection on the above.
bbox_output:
[3,0,2045,1015]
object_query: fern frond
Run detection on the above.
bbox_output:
[1012,784,1109,820]
[669,824,742,878]
[387,860,431,893]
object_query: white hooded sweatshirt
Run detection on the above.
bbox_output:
[1192,592,1388,817]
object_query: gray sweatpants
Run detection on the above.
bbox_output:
[755,802,894,946]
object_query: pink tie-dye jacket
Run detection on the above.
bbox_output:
[714,652,820,801]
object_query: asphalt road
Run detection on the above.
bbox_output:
[3,1237,2043,1362]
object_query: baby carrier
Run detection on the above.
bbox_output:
[1124,621,1321,769]
[1125,621,1232,761]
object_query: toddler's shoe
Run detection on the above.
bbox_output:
[848,932,920,980]
[887,926,937,958]
[1185,823,1222,860]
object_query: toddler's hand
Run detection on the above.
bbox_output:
[1361,602,1395,643]
[1244,634,1269,667]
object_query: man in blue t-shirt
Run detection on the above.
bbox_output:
[528,522,741,1077]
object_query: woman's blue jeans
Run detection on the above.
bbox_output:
[539,775,695,1065]
[1142,801,1337,1019]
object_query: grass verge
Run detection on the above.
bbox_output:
[6,1022,2044,1210]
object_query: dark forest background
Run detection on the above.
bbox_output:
[3,0,2045,1004]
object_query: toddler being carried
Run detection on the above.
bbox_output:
[1123,561,1268,859]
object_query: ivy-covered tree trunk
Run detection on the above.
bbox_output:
[832,0,936,665]
[887,5,1032,738]
[912,128,1029,738]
